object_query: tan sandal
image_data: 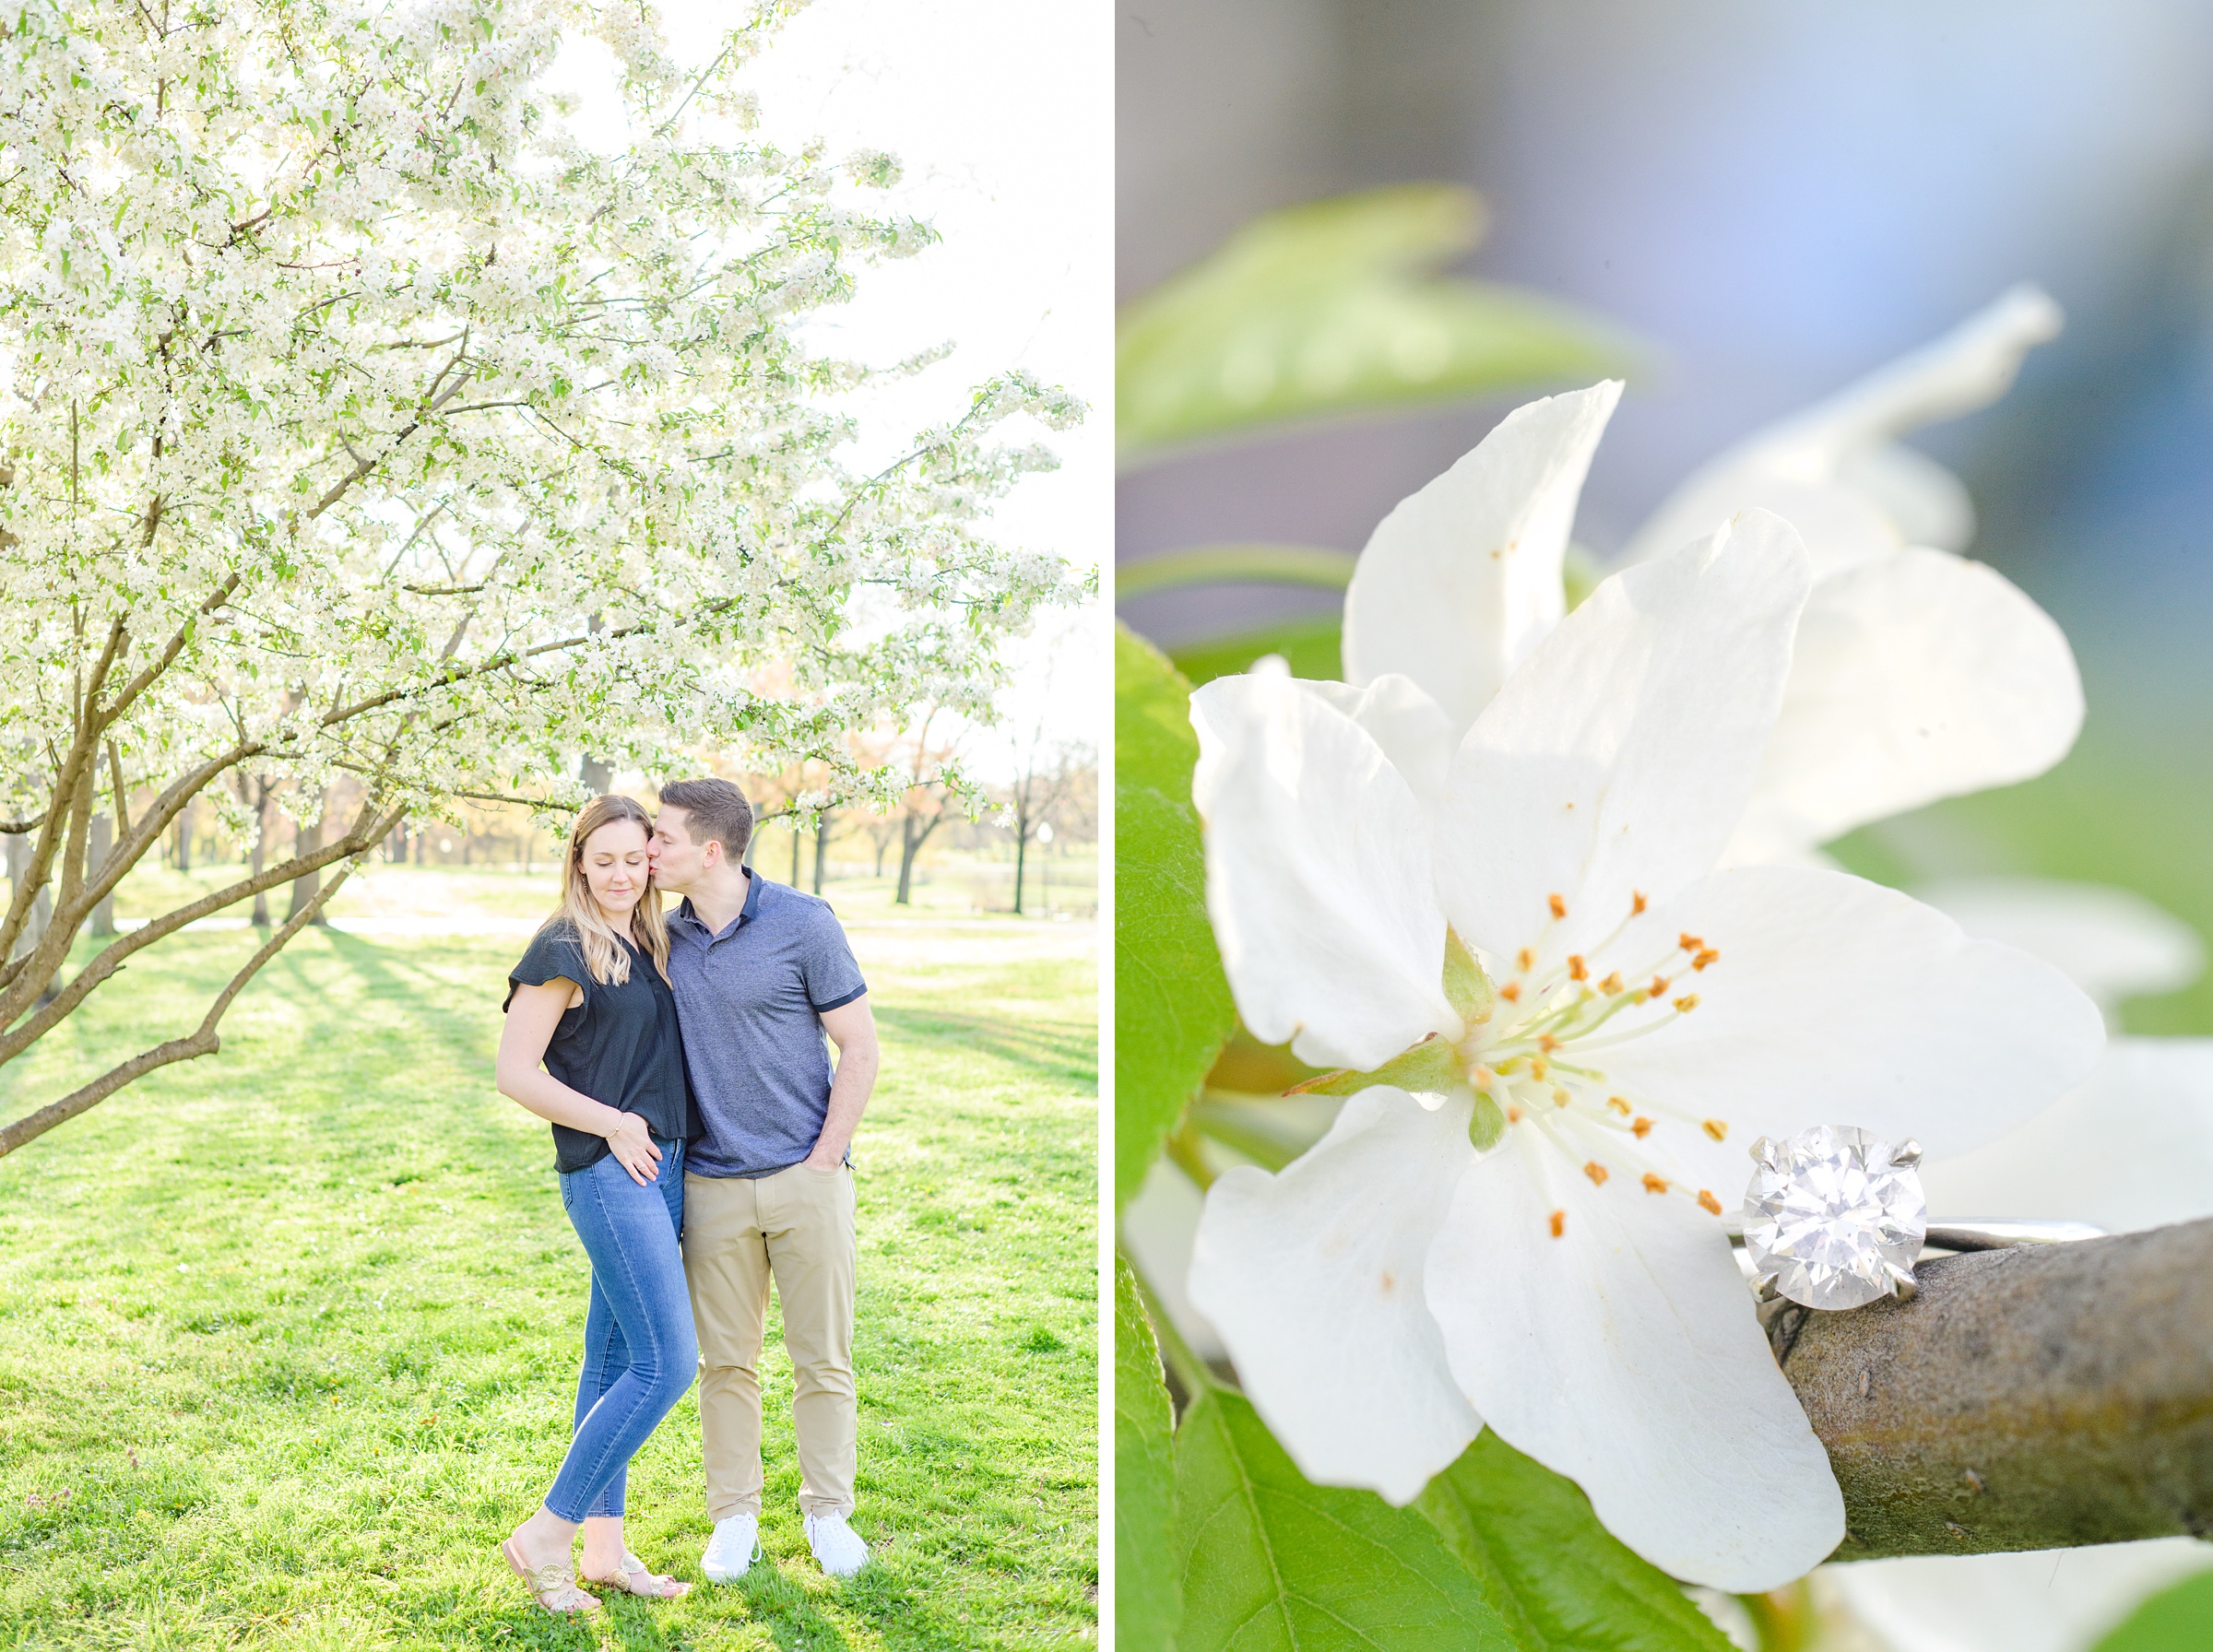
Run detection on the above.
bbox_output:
[501,1536,601,1615]
[586,1551,692,1599]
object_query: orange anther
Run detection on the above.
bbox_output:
[1694,949,1719,972]
[1642,1173,1669,1194]
[1679,933,1704,953]
[1673,994,1701,1013]
[1517,948,1534,972]
[1606,1095,1630,1116]
[1584,1161,1609,1186]
[1552,1087,1570,1107]
[1649,976,1670,998]
[1698,1189,1722,1216]
[1499,983,1521,1002]
[1632,1116,1652,1139]
[1568,954,1588,982]
[1507,1105,1524,1124]
[1598,972,1623,994]
[1529,1058,1547,1080]
[1538,1033,1558,1052]
[1548,893,1567,920]
[1632,891,1648,914]
[1548,1210,1566,1238]
[1702,1119,1728,1142]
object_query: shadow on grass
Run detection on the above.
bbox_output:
[869,1007,1093,1087]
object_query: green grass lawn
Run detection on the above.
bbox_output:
[0,914,1097,1648]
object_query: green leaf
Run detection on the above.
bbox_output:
[1116,624,1236,1209]
[1118,1256,1182,1648]
[1118,184,1630,465]
[1414,1432,1737,1652]
[1167,618,1343,689]
[2094,1569,2213,1652]
[1172,1388,1519,1651]
[1118,543,1357,602]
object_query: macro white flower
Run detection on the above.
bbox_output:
[1342,289,2080,867]
[1185,513,2105,1590]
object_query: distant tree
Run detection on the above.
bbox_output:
[0,0,1082,1157]
[1009,741,1094,916]
[892,710,963,906]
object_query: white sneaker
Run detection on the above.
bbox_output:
[701,1513,762,1582]
[804,1510,870,1578]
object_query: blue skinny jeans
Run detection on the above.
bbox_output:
[544,1139,698,1523]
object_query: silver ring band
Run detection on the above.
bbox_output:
[1726,1218,2105,1257]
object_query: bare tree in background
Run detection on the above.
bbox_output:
[893,709,962,907]
[1010,740,1095,916]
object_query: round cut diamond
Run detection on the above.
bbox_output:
[1742,1124,1926,1310]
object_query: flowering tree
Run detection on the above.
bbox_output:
[0,0,1083,1155]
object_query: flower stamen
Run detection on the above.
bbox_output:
[1583,1161,1609,1186]
[1642,1173,1669,1194]
[1548,1210,1566,1238]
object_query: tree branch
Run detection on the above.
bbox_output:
[0,804,392,1066]
[1787,1220,2213,1560]
[0,807,400,1160]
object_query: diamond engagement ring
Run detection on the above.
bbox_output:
[1730,1123,2102,1312]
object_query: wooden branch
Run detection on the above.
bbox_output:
[0,805,402,1160]
[1785,1219,2213,1560]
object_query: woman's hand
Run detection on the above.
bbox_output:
[605,1110,663,1186]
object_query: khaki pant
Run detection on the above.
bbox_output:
[681,1162,857,1520]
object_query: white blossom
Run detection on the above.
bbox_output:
[1185,516,2102,1588]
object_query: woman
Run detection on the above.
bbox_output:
[494,794,702,1613]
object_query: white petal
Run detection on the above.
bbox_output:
[1828,1539,2213,1652]
[1627,287,2062,576]
[1437,510,1809,968]
[1294,673,1459,816]
[1726,549,2082,864]
[1343,382,1623,736]
[1424,1126,1843,1590]
[1598,867,2105,1182]
[1190,1086,1483,1504]
[1915,877,2205,1023]
[1190,669,1458,1070]
[1120,1157,1227,1362]
[1921,1038,2213,1233]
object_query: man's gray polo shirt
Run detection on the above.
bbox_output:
[666,875,868,1178]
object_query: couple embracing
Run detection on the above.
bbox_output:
[491,778,878,1613]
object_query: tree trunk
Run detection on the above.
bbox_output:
[579,754,611,794]
[813,812,833,894]
[1013,817,1029,916]
[5,832,52,962]
[173,799,192,872]
[895,811,940,906]
[248,782,271,927]
[789,820,802,886]
[872,830,890,879]
[287,792,326,925]
[89,813,115,938]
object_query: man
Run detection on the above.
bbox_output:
[647,777,881,1581]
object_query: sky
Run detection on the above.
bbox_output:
[543,0,1110,785]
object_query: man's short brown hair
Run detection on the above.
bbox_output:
[657,777,755,862]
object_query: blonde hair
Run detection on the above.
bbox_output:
[548,795,670,987]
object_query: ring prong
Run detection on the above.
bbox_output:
[1749,1135,1777,1166]
[1754,1274,1781,1304]
[1887,1262,1919,1303]
[1892,1139,1923,1169]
